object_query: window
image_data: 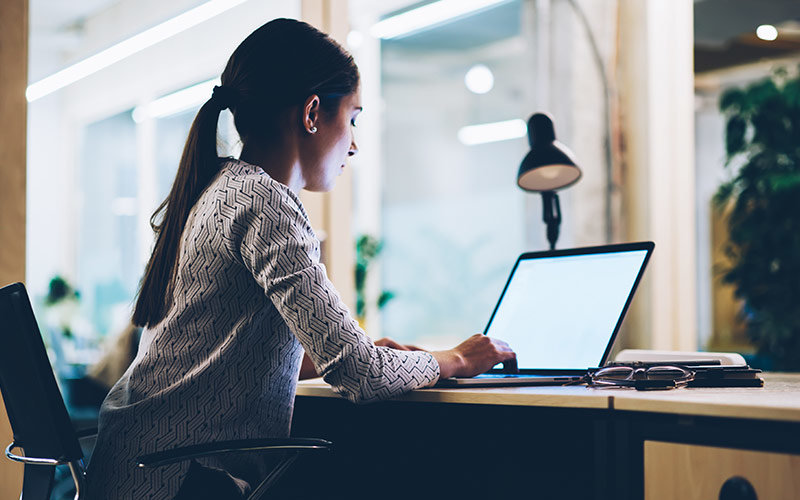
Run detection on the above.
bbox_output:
[77,110,139,337]
[350,0,612,348]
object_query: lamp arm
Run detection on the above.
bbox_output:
[566,0,614,243]
[541,191,561,251]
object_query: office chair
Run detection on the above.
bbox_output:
[0,282,331,500]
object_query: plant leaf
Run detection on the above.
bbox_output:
[719,88,745,113]
[377,291,395,309]
[725,116,747,157]
[713,181,735,207]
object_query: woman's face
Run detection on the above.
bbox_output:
[299,88,362,192]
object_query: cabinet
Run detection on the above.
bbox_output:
[644,440,800,499]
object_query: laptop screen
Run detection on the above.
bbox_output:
[484,247,650,370]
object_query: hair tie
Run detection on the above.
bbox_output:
[211,85,238,110]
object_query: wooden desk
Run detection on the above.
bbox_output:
[609,373,800,499]
[295,378,611,408]
[611,373,800,421]
[290,374,800,499]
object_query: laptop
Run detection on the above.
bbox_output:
[436,241,654,387]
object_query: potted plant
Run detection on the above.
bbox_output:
[354,234,394,328]
[714,67,800,370]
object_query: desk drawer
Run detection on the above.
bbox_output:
[644,440,800,499]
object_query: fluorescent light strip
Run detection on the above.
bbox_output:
[132,78,219,122]
[370,0,510,39]
[26,0,248,102]
[457,119,526,146]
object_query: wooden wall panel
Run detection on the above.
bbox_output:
[0,0,28,496]
[300,0,355,311]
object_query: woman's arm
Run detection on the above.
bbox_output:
[298,338,433,380]
[228,177,441,401]
[299,334,515,381]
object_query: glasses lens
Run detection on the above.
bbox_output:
[595,366,633,380]
[646,366,688,380]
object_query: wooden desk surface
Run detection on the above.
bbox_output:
[610,372,800,422]
[296,379,610,409]
[296,373,800,421]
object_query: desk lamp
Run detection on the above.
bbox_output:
[517,113,582,250]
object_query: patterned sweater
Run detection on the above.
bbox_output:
[86,159,440,499]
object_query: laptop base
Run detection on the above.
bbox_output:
[435,374,583,388]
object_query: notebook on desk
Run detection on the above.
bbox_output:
[436,242,654,387]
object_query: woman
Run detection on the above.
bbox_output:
[87,18,515,499]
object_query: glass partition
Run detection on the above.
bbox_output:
[350,0,609,348]
[77,110,139,338]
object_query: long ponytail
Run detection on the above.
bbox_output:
[132,99,223,327]
[132,18,359,327]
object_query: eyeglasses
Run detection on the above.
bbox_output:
[587,365,695,391]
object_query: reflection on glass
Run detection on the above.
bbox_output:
[155,110,195,202]
[378,0,541,348]
[78,111,139,337]
[74,102,237,340]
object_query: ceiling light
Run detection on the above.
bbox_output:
[370,0,510,39]
[457,119,526,146]
[26,0,248,102]
[756,24,778,41]
[132,78,219,122]
[465,64,494,94]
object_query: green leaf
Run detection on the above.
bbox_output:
[356,234,381,261]
[719,88,745,113]
[356,295,365,318]
[713,181,735,207]
[784,79,800,110]
[745,79,780,111]
[725,116,747,157]
[377,291,395,309]
[354,264,367,290]
[768,172,800,191]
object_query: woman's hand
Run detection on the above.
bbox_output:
[432,334,516,379]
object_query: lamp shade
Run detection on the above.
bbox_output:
[517,113,582,192]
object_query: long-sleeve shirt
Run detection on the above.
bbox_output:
[86,158,440,499]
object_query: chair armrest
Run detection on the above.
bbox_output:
[5,442,66,466]
[75,427,99,439]
[136,437,332,468]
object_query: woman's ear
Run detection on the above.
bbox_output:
[303,94,321,134]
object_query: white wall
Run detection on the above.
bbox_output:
[617,0,697,352]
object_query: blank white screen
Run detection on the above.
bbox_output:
[485,250,648,370]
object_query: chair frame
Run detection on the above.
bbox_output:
[0,282,331,500]
[6,434,330,500]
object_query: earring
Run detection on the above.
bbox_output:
[309,126,317,133]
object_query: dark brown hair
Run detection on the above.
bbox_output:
[132,18,359,327]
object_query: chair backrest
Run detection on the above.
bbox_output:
[0,282,83,462]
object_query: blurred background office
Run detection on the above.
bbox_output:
[2,0,799,495]
[24,0,800,364]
